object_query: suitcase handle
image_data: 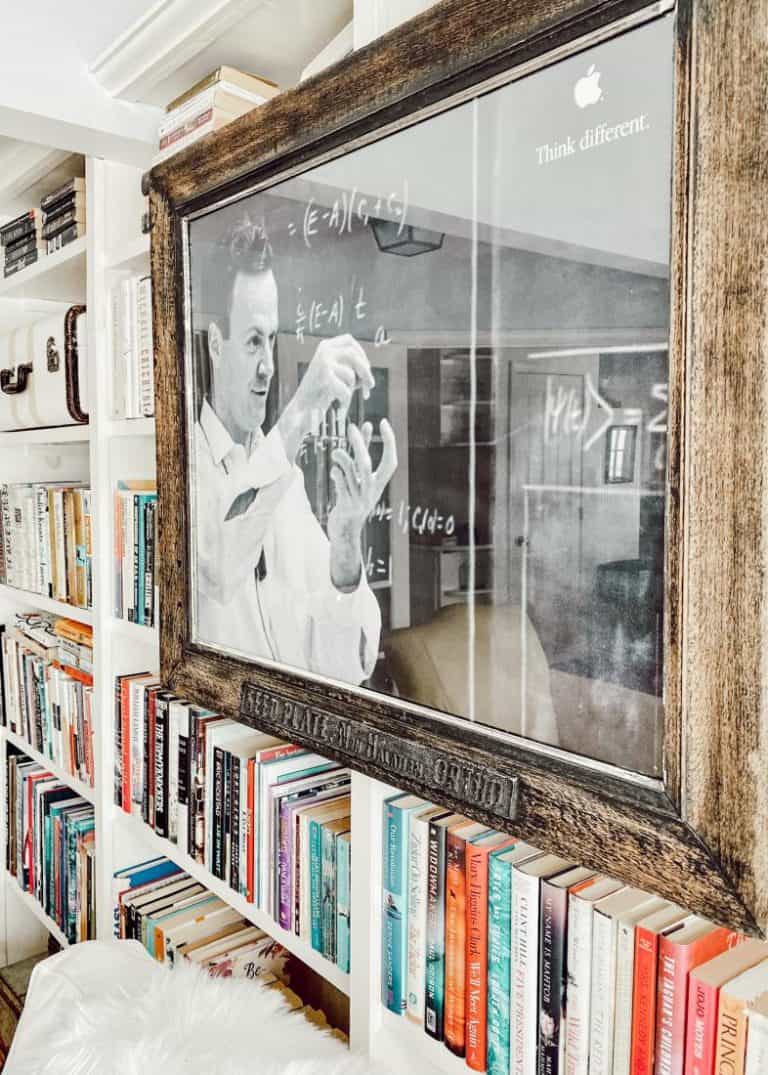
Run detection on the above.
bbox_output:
[0,363,33,395]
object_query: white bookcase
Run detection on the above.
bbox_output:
[0,155,453,1074]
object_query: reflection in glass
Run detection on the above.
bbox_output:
[186,13,674,777]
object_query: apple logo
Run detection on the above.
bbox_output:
[573,64,603,108]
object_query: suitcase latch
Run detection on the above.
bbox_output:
[46,336,60,372]
[0,364,33,395]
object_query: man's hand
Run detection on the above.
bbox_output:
[278,335,375,462]
[328,419,398,592]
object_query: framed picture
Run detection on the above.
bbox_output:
[145,0,767,933]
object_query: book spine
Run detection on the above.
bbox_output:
[425,819,446,1039]
[46,222,83,254]
[444,830,467,1056]
[321,824,336,961]
[589,912,616,1075]
[337,835,351,973]
[167,703,179,843]
[684,977,718,1075]
[41,178,84,212]
[714,994,749,1075]
[230,753,240,893]
[511,869,540,1075]
[41,206,84,239]
[487,854,512,1075]
[613,920,639,1075]
[745,1013,768,1075]
[133,495,141,624]
[406,812,430,1024]
[177,710,189,854]
[3,251,38,277]
[309,818,324,953]
[382,800,408,1014]
[154,698,166,837]
[212,746,224,878]
[0,212,39,247]
[539,880,568,1075]
[630,927,659,1075]
[466,843,491,1069]
[564,894,593,1075]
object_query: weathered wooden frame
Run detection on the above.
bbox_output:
[145,0,768,934]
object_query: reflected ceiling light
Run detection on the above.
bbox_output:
[370,218,445,256]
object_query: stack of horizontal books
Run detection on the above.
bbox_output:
[41,178,86,254]
[0,177,86,278]
[155,66,279,164]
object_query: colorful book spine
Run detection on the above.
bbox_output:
[425,818,447,1038]
[466,841,492,1069]
[631,926,662,1075]
[486,851,512,1075]
[309,817,324,953]
[406,809,433,1024]
[444,828,468,1056]
[336,831,351,973]
[539,878,569,1075]
[511,869,540,1075]
[382,798,410,1014]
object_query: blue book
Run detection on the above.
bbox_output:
[486,843,540,1075]
[336,831,351,973]
[309,818,324,951]
[382,794,429,1015]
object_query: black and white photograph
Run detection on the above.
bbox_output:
[186,13,673,777]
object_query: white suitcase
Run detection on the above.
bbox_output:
[0,305,88,431]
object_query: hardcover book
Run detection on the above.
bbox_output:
[684,939,768,1075]
[713,959,768,1075]
[630,903,688,1075]
[382,794,430,1014]
[425,812,464,1039]
[444,820,488,1056]
[407,806,448,1024]
[538,866,594,1075]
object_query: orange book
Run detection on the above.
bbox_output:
[655,918,739,1075]
[684,939,768,1075]
[631,903,688,1074]
[465,832,516,1070]
[444,820,487,1056]
[713,959,768,1075]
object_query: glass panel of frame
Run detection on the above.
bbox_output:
[185,11,675,777]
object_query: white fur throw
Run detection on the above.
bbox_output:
[20,957,389,1075]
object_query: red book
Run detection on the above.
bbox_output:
[465,832,515,1070]
[631,903,688,1075]
[654,919,738,1075]
[444,820,487,1056]
[684,938,768,1075]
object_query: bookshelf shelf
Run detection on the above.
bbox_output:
[5,875,70,950]
[0,425,90,447]
[107,417,156,439]
[3,728,96,805]
[375,1009,465,1075]
[0,583,93,626]
[0,238,87,302]
[105,234,150,273]
[110,616,158,642]
[113,809,351,997]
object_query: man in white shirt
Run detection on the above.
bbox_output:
[193,217,396,686]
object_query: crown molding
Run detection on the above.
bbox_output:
[89,0,273,101]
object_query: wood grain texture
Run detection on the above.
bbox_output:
[146,0,768,935]
[682,0,768,929]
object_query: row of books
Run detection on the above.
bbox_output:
[381,793,768,1075]
[0,482,93,609]
[114,481,157,625]
[0,178,86,278]
[7,748,95,944]
[0,613,94,787]
[109,273,155,419]
[155,65,278,164]
[114,675,351,971]
[113,854,288,978]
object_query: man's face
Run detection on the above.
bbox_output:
[210,268,278,438]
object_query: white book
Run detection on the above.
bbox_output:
[204,719,239,874]
[34,485,50,596]
[612,895,667,1075]
[746,1002,768,1075]
[137,276,154,416]
[588,888,652,1075]
[110,283,127,418]
[563,877,624,1075]
[406,805,446,1023]
[510,854,572,1075]
[158,83,268,139]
